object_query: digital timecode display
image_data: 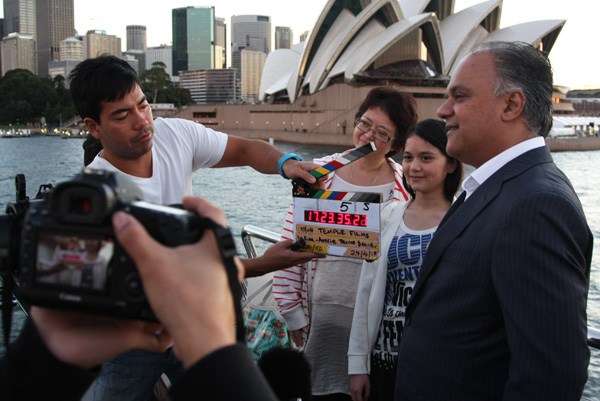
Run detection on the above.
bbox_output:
[304,210,368,227]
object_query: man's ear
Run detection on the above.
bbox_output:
[84,117,101,140]
[501,90,525,123]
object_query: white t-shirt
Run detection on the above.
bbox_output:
[87,118,228,205]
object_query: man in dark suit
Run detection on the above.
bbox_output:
[394,42,593,401]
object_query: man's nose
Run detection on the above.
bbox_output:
[132,108,149,128]
[437,99,452,119]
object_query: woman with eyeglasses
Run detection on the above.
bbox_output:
[273,87,417,401]
[348,119,463,401]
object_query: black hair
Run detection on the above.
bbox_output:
[355,87,417,156]
[69,55,140,122]
[401,119,463,202]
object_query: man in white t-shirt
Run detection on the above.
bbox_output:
[70,55,317,401]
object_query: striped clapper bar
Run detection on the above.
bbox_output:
[292,143,382,260]
[309,142,377,180]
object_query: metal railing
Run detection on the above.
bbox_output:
[239,225,600,351]
[241,225,282,259]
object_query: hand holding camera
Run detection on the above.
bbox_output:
[111,196,240,368]
[1,170,244,370]
[25,196,240,370]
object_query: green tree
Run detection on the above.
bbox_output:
[0,69,50,124]
[44,75,76,126]
[139,62,193,107]
[0,69,76,126]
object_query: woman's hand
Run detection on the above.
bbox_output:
[350,374,370,401]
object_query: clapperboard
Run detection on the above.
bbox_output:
[292,143,381,260]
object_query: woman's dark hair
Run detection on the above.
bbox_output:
[355,87,417,156]
[401,119,463,202]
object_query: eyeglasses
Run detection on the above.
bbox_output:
[354,118,393,144]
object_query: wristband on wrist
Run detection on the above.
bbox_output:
[277,152,303,179]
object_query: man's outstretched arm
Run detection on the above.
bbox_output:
[213,135,318,183]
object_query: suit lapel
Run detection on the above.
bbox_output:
[407,146,553,313]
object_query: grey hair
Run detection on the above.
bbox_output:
[469,41,554,137]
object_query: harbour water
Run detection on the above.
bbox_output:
[0,136,598,399]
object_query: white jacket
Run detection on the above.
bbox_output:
[347,202,409,375]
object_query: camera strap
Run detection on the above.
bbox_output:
[207,222,246,343]
[1,263,15,350]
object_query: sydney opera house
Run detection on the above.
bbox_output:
[179,0,567,146]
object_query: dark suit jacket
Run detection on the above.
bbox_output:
[394,146,593,401]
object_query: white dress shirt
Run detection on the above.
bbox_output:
[462,136,546,199]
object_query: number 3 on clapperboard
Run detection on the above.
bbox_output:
[339,202,370,212]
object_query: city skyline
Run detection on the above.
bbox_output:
[0,0,597,88]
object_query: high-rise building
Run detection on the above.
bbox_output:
[123,50,145,74]
[146,44,173,77]
[126,25,146,51]
[59,35,83,61]
[172,6,215,75]
[85,30,121,58]
[299,30,309,42]
[178,68,239,104]
[231,15,271,74]
[275,26,292,49]
[48,59,79,84]
[36,0,75,77]
[122,54,139,75]
[3,0,36,37]
[240,49,266,103]
[215,17,226,69]
[1,32,35,75]
[0,18,4,38]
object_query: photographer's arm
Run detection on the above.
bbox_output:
[0,197,278,401]
[0,310,170,401]
[112,196,279,401]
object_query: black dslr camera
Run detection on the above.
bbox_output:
[0,169,235,322]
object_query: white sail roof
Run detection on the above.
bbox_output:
[439,0,502,74]
[304,0,403,94]
[259,0,565,104]
[448,25,489,75]
[483,19,565,50]
[259,44,304,101]
[344,13,444,80]
[401,0,455,19]
[289,0,376,102]
[320,18,387,90]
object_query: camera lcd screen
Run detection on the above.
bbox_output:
[35,233,114,292]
